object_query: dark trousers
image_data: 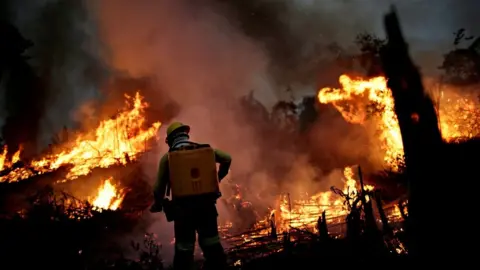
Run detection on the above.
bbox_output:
[173,202,226,270]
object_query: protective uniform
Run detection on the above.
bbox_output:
[151,122,232,270]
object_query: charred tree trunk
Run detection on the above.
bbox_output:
[358,167,379,236]
[363,199,379,235]
[375,190,393,237]
[381,9,445,259]
[270,213,277,240]
[317,210,329,241]
[346,208,361,240]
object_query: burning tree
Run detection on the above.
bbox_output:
[0,92,161,184]
[0,86,163,268]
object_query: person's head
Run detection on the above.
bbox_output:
[165,122,190,146]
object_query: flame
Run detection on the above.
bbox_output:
[0,147,8,171]
[90,177,126,211]
[317,74,480,170]
[11,145,23,164]
[225,165,378,244]
[318,75,403,170]
[228,74,478,244]
[241,74,477,239]
[0,92,161,183]
[272,166,374,233]
[233,74,473,239]
[436,90,480,142]
[0,146,23,171]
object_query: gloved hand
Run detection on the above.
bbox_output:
[149,202,163,213]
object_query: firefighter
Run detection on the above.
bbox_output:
[150,121,232,269]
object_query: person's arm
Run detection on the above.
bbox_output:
[152,153,169,203]
[214,149,232,182]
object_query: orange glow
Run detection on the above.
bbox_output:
[90,177,126,211]
[317,74,479,170]
[0,92,161,183]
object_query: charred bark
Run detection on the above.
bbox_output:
[375,190,393,237]
[380,8,446,259]
[358,167,378,236]
[317,210,329,241]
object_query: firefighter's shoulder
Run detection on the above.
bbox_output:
[213,148,232,162]
[159,152,169,164]
[191,142,231,161]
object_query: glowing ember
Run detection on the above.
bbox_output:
[90,177,126,211]
[436,89,480,142]
[0,92,161,183]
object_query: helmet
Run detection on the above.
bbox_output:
[166,122,190,139]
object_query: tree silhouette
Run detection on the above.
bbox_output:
[0,20,46,157]
[439,28,480,85]
[354,32,386,77]
[298,96,318,133]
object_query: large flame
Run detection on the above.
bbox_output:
[0,92,161,183]
[90,177,126,211]
[317,74,480,170]
[0,146,23,172]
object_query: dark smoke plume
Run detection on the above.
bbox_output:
[220,0,480,87]
[4,0,109,150]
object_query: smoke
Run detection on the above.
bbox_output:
[94,0,281,262]
[306,106,381,172]
[6,0,109,149]
[96,0,476,261]
[3,0,477,264]
[221,0,480,87]
[219,0,480,168]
